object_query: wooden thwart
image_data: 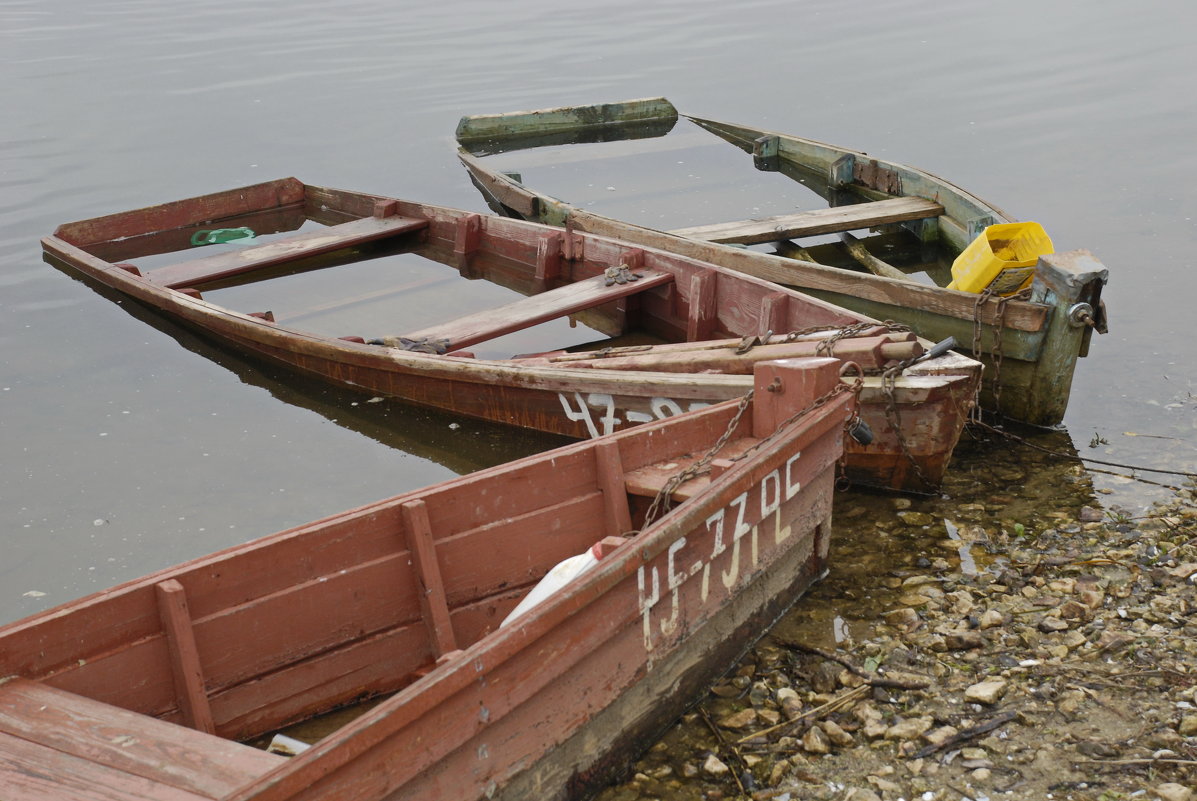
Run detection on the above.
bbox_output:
[395,269,674,352]
[0,679,281,801]
[146,215,428,289]
[668,196,943,245]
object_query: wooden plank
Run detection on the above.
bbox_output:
[685,270,718,342]
[543,335,920,374]
[53,178,306,248]
[453,213,482,257]
[668,196,943,245]
[0,680,281,799]
[396,269,673,352]
[156,580,215,734]
[401,500,458,659]
[593,440,633,537]
[456,97,677,143]
[145,215,429,289]
[534,232,563,285]
[0,731,211,801]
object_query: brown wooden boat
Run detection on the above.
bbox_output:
[41,178,980,492]
[0,358,852,801]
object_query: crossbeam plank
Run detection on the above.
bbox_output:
[394,269,674,352]
[146,215,428,289]
[669,196,943,245]
[0,679,282,800]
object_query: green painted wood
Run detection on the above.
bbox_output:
[456,97,678,143]
[799,288,1046,363]
[1010,250,1109,425]
[669,197,943,245]
[686,115,1014,253]
[455,100,1109,426]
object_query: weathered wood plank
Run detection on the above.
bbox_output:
[0,731,209,801]
[0,679,281,799]
[394,269,674,352]
[456,97,677,143]
[53,178,306,249]
[401,500,458,659]
[541,335,919,374]
[146,215,428,289]
[669,196,943,245]
[593,440,633,537]
[155,580,215,734]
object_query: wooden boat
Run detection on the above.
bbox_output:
[41,178,980,493]
[0,357,852,801]
[455,97,1109,427]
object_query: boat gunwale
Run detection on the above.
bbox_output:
[39,182,976,396]
[452,109,1052,335]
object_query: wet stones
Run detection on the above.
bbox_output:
[595,480,1197,801]
[702,753,729,777]
[964,678,1008,705]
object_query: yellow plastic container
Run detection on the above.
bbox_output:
[946,222,1054,295]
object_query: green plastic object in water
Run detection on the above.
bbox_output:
[190,227,256,246]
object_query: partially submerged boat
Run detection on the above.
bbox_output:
[455,97,1108,426]
[0,357,852,801]
[42,178,980,492]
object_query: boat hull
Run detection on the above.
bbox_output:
[455,97,1108,426]
[0,359,852,801]
[43,179,979,492]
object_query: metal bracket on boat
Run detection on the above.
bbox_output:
[603,265,642,286]
[1067,302,1097,329]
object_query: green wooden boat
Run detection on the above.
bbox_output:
[456,97,1108,427]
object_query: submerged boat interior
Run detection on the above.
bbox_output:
[458,113,963,288]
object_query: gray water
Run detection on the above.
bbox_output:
[2,0,1194,626]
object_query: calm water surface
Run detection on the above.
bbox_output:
[2,0,1194,634]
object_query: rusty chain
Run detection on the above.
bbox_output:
[881,355,936,491]
[642,390,755,528]
[642,369,865,527]
[970,287,1030,419]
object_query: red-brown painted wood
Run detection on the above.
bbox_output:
[146,215,427,289]
[40,179,981,495]
[0,358,853,801]
[397,269,674,351]
[0,732,209,801]
[401,499,459,659]
[155,581,216,734]
[594,439,633,537]
[0,680,280,799]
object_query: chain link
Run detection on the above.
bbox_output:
[970,288,1030,419]
[642,372,864,527]
[881,355,935,491]
[643,391,755,527]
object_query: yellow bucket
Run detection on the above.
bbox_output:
[946,222,1054,295]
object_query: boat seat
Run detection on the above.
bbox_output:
[623,439,760,503]
[386,267,675,353]
[0,678,283,800]
[668,196,943,246]
[146,214,429,289]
